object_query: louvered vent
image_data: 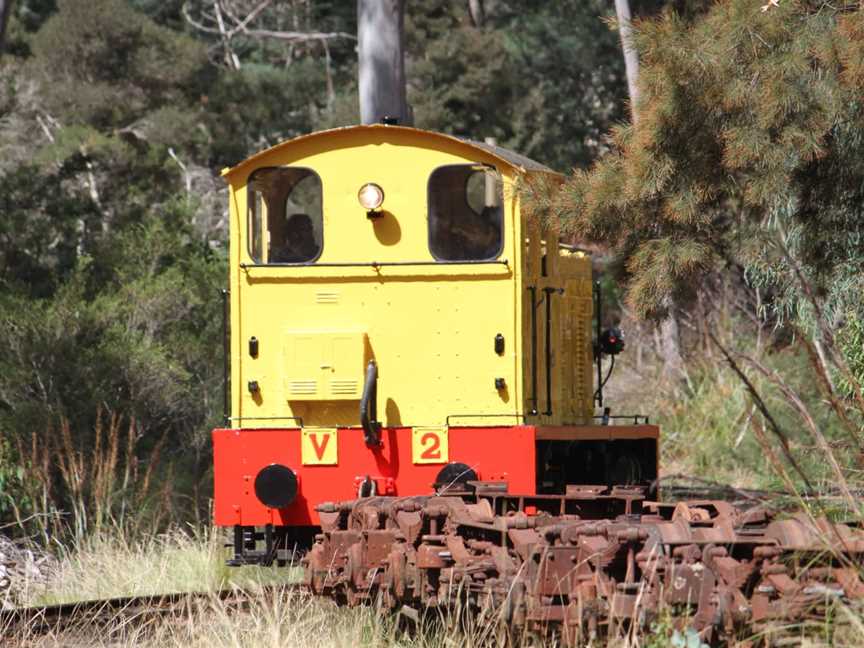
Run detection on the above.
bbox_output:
[288,380,318,396]
[329,379,359,396]
[315,292,339,304]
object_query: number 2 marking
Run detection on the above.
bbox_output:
[412,427,448,464]
[419,433,441,460]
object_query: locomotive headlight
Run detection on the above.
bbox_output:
[358,183,384,211]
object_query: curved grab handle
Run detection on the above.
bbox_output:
[360,360,382,447]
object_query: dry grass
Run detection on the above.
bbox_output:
[10,588,413,648]
[16,527,299,608]
[12,408,175,544]
[6,529,534,648]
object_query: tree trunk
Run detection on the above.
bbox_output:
[659,301,684,377]
[615,0,682,375]
[0,0,13,59]
[357,0,411,125]
[614,0,639,123]
[468,0,485,28]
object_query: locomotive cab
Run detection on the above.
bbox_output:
[212,125,657,560]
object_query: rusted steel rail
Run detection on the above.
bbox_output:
[1,582,305,636]
[305,484,864,645]
[656,473,864,505]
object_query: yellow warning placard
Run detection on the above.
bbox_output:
[412,426,448,465]
[301,428,338,465]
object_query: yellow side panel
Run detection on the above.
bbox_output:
[559,254,594,424]
[561,275,594,422]
[518,213,595,426]
[522,214,542,417]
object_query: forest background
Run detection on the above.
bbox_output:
[0,0,862,540]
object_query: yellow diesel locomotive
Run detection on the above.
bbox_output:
[212,124,657,561]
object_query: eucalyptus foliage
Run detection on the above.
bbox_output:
[544,0,864,333]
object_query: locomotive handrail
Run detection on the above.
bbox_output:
[527,286,538,415]
[227,416,305,426]
[360,360,382,447]
[594,280,603,408]
[589,414,650,425]
[221,288,230,426]
[240,259,510,268]
[542,286,563,416]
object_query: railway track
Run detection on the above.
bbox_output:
[1,582,307,636]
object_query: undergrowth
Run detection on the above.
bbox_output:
[606,309,864,495]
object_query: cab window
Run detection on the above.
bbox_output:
[247,167,323,264]
[428,164,503,261]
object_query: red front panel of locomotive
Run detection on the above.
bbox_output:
[212,426,536,527]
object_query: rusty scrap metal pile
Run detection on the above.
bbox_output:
[305,484,864,644]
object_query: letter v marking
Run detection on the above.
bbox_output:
[310,432,330,461]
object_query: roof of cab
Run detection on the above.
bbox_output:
[221,124,556,180]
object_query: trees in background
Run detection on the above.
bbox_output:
[9,0,833,527]
[406,0,632,170]
[546,1,864,484]
[613,0,685,376]
[0,0,224,525]
[556,1,864,335]
[0,0,12,57]
[614,0,639,123]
